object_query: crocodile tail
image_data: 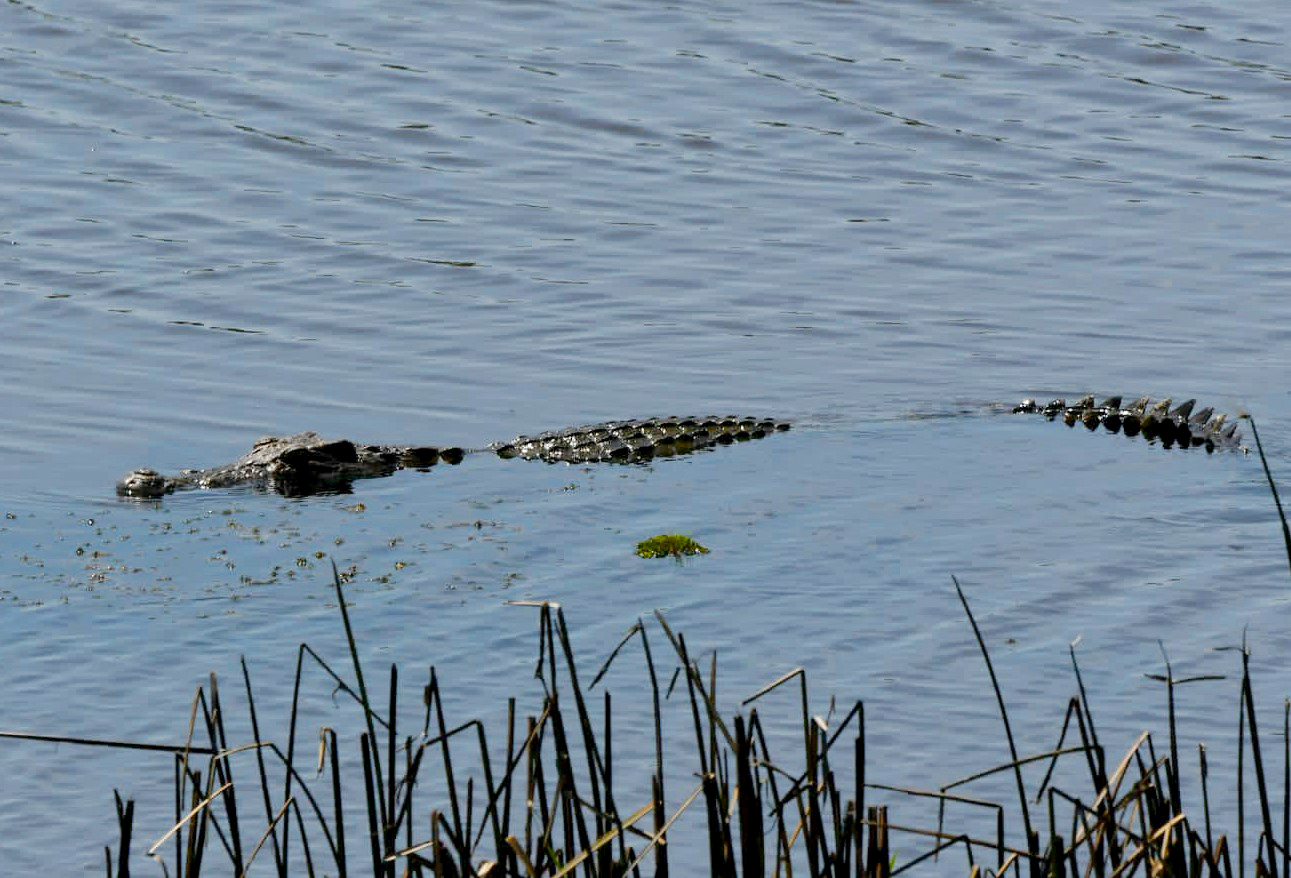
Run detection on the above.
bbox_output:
[1016,395,1243,452]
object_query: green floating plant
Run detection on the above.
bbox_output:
[635,534,710,560]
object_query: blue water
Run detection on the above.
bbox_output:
[4,0,1291,871]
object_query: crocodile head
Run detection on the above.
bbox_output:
[116,468,175,499]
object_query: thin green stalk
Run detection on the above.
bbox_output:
[239,657,285,875]
[329,562,386,815]
[1247,416,1291,583]
[952,575,1036,869]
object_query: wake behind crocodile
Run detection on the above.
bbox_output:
[114,396,1245,500]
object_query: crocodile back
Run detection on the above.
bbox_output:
[493,416,791,464]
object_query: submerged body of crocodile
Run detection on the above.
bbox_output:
[115,396,1245,499]
[116,417,792,499]
[1013,395,1244,452]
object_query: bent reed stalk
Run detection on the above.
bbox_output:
[3,419,1289,877]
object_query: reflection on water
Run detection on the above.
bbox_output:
[2,0,1291,869]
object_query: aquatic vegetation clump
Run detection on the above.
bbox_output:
[635,534,710,559]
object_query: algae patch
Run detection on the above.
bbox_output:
[635,534,710,560]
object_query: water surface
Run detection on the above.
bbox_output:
[3,0,1291,871]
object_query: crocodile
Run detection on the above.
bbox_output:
[115,416,792,499]
[1013,394,1244,452]
[114,396,1244,500]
